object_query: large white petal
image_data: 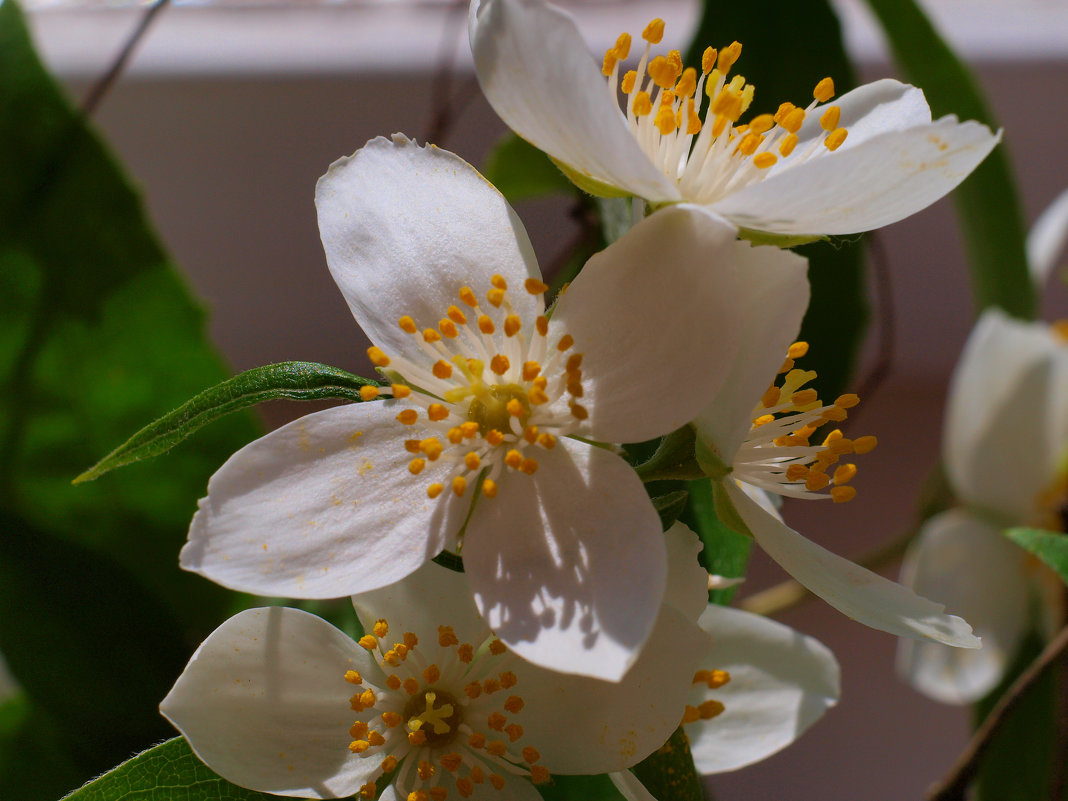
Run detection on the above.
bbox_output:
[463,437,666,681]
[515,604,710,773]
[663,522,712,623]
[687,605,839,774]
[315,134,541,361]
[350,558,491,651]
[692,242,809,461]
[896,509,1032,704]
[792,79,932,152]
[469,0,678,203]
[945,309,1067,520]
[181,402,469,599]
[160,607,374,799]
[714,116,999,236]
[1028,186,1068,289]
[550,205,746,444]
[724,480,980,647]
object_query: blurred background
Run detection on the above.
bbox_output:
[19,0,1068,798]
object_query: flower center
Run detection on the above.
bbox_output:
[735,341,876,503]
[366,276,588,501]
[602,19,849,205]
[343,618,551,801]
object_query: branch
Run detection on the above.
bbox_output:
[81,0,170,118]
[926,623,1068,801]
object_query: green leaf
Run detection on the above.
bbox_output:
[863,0,1035,320]
[1004,527,1068,586]
[482,134,578,204]
[62,737,287,801]
[652,490,689,532]
[76,362,376,483]
[537,773,626,801]
[683,479,752,606]
[634,426,705,482]
[630,727,703,801]
[0,694,83,801]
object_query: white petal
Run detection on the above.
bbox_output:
[1028,186,1068,289]
[463,437,666,680]
[793,79,932,151]
[469,0,678,203]
[315,134,541,361]
[687,605,839,774]
[350,559,491,650]
[610,772,658,801]
[663,522,712,623]
[896,509,1032,704]
[724,480,980,647]
[160,607,374,799]
[945,309,1068,520]
[692,241,809,461]
[181,402,468,599]
[715,116,1000,236]
[380,778,542,801]
[515,605,710,773]
[550,205,745,444]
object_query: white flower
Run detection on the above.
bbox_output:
[469,0,1000,237]
[896,310,1068,703]
[692,250,980,648]
[162,524,838,799]
[179,133,795,681]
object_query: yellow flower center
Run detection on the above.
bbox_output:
[602,19,850,204]
[366,276,587,500]
[345,618,551,801]
[736,341,875,503]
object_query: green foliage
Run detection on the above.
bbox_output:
[630,727,704,801]
[538,774,626,801]
[652,490,690,532]
[686,0,868,400]
[62,737,287,801]
[864,0,1035,320]
[0,0,261,794]
[482,134,578,203]
[1004,527,1068,587]
[683,479,752,606]
[77,362,377,483]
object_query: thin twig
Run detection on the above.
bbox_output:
[926,624,1068,801]
[81,0,171,118]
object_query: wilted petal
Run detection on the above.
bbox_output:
[182,402,468,599]
[724,480,980,647]
[687,605,839,774]
[897,509,1031,704]
[463,437,666,680]
[161,607,374,799]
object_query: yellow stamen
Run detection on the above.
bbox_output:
[408,458,426,475]
[642,17,665,44]
[779,133,798,157]
[367,346,390,367]
[819,105,841,131]
[831,485,857,503]
[459,287,478,307]
[427,403,449,422]
[427,483,444,499]
[398,316,417,334]
[360,386,380,401]
[753,152,777,169]
[813,76,835,102]
[825,128,848,151]
[433,360,453,380]
[452,476,467,497]
[391,384,411,399]
[482,478,498,498]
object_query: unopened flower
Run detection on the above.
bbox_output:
[180,134,790,680]
[469,0,999,237]
[693,253,979,648]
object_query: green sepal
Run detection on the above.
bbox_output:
[549,157,633,199]
[737,227,825,248]
[652,490,690,532]
[75,361,379,483]
[432,550,465,573]
[711,479,753,538]
[1004,527,1068,586]
[694,435,733,482]
[630,727,703,801]
[634,426,706,482]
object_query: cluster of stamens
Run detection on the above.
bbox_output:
[681,668,731,725]
[345,618,550,800]
[363,276,587,500]
[735,342,876,503]
[602,19,850,204]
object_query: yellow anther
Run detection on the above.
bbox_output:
[825,128,848,151]
[487,712,507,731]
[460,421,480,438]
[748,113,774,135]
[655,104,677,135]
[787,341,809,359]
[686,101,703,135]
[633,91,653,116]
[516,745,540,764]
[503,399,523,418]
[779,133,799,157]
[408,730,427,746]
[503,314,522,337]
[488,639,507,655]
[823,428,843,444]
[358,635,378,650]
[431,360,453,380]
[423,664,441,684]
[530,766,551,784]
[439,319,459,338]
[350,721,368,738]
[380,711,402,728]
[698,699,726,719]
[822,406,848,422]
[373,620,389,638]
[418,761,436,780]
[391,383,411,399]
[535,315,549,336]
[791,388,818,406]
[694,669,731,688]
[681,705,700,724]
[486,740,507,757]
[648,56,675,90]
[345,670,363,685]
[528,387,549,405]
[359,385,380,401]
[774,101,797,124]
[359,783,377,800]
[382,755,399,773]
[700,46,718,74]
[621,70,637,94]
[477,315,495,334]
[441,753,463,772]
[820,105,841,131]
[519,458,539,475]
[805,472,831,491]
[470,766,485,784]
[447,305,467,325]
[718,40,742,72]
[489,774,506,791]
[487,288,506,307]
[835,393,860,409]
[367,730,385,747]
[486,429,505,446]
[557,334,574,351]
[813,76,835,102]
[408,790,428,801]
[464,681,482,699]
[524,278,549,295]
[676,67,697,98]
[834,464,858,484]
[459,287,478,307]
[785,464,809,481]
[612,31,632,60]
[505,450,523,469]
[853,435,877,454]
[420,438,444,460]
[427,483,444,499]
[427,403,448,422]
[779,359,795,374]
[753,153,777,169]
[398,316,417,334]
[403,678,420,696]
[505,723,524,742]
[452,476,467,497]
[429,789,446,801]
[570,402,589,420]
[519,426,537,445]
[499,695,524,715]
[468,732,487,749]
[458,643,474,662]
[349,739,370,754]
[447,427,463,444]
[711,88,743,121]
[423,328,442,344]
[464,452,481,471]
[367,346,390,367]
[386,675,402,690]
[456,778,474,798]
[439,625,459,647]
[779,107,804,134]
[490,354,510,376]
[642,17,665,43]
[529,433,553,452]
[753,414,775,427]
[481,478,498,498]
[831,485,857,503]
